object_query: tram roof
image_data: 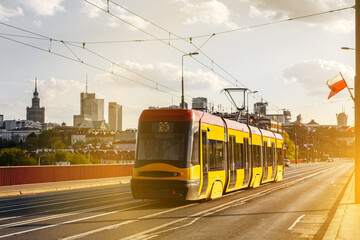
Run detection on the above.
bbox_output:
[260,129,275,139]
[139,109,203,122]
[224,119,249,133]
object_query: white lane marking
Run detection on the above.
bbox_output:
[0,191,131,214]
[0,198,135,230]
[61,203,199,240]
[0,189,127,210]
[121,167,335,240]
[0,196,133,224]
[0,201,155,239]
[2,166,337,239]
[288,215,305,230]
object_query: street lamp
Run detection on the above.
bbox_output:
[38,155,46,166]
[181,52,199,109]
[247,90,258,125]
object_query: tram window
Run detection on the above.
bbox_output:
[235,143,242,169]
[208,139,225,171]
[137,134,184,161]
[209,140,217,170]
[263,143,267,167]
[229,136,235,169]
[269,143,275,166]
[190,124,200,166]
[277,147,284,165]
[202,131,208,169]
[243,138,249,169]
[252,145,261,168]
[216,141,224,170]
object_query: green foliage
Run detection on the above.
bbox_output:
[284,132,296,160]
[0,148,37,166]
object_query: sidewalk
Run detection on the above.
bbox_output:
[0,176,131,198]
[324,173,360,240]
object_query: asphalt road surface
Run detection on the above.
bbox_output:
[0,160,353,240]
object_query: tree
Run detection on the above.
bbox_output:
[0,148,36,166]
[284,132,296,160]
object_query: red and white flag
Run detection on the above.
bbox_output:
[326,74,347,99]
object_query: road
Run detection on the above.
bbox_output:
[0,160,353,240]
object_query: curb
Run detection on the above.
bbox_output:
[323,173,354,240]
[0,179,131,198]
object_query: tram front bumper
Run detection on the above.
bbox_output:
[131,179,200,200]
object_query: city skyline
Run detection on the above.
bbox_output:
[0,0,356,129]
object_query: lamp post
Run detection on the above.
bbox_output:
[38,155,46,166]
[181,52,199,109]
[247,90,258,125]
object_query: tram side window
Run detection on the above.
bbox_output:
[216,141,225,170]
[269,143,275,167]
[277,147,284,165]
[243,138,249,169]
[252,145,261,168]
[190,124,200,166]
[235,142,242,169]
[263,143,267,167]
[209,139,225,171]
[202,131,208,170]
[229,135,235,169]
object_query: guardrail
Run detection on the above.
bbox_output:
[0,164,133,186]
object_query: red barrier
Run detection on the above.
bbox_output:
[0,164,134,186]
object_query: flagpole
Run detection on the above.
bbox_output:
[355,0,360,204]
[339,72,355,102]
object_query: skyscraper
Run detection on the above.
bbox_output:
[73,81,105,127]
[26,78,45,123]
[109,102,122,131]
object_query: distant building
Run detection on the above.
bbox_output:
[337,111,348,127]
[108,102,122,131]
[254,102,268,116]
[0,128,41,141]
[307,119,320,128]
[26,78,45,123]
[80,92,104,121]
[73,83,105,128]
[192,97,208,112]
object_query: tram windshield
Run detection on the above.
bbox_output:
[137,134,185,161]
[136,121,193,166]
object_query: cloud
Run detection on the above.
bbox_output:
[244,0,354,33]
[32,77,85,101]
[0,4,23,21]
[22,0,65,16]
[180,0,238,29]
[82,0,149,30]
[283,59,354,96]
[32,20,42,28]
[96,60,228,93]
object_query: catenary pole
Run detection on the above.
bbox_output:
[355,0,360,203]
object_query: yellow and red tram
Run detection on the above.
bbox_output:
[131,109,284,201]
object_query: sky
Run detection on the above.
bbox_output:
[0,0,356,129]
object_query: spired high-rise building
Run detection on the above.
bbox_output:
[73,80,105,127]
[108,102,122,131]
[26,78,45,123]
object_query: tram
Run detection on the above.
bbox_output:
[131,109,284,201]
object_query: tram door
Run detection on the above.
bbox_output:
[242,137,250,187]
[228,135,236,189]
[200,130,209,196]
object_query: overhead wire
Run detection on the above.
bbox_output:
[107,0,281,110]
[0,34,188,101]
[83,0,239,88]
[0,21,195,100]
